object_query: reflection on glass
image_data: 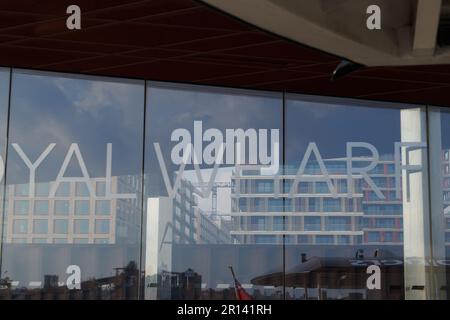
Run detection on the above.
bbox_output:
[0,70,144,300]
[144,83,283,300]
[433,107,450,300]
[283,95,433,300]
[0,68,448,300]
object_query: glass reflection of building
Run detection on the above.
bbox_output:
[230,154,450,247]
[4,176,140,245]
[442,150,450,247]
[0,67,448,300]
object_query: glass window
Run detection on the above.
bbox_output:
[74,238,89,244]
[144,83,283,300]
[375,218,396,228]
[285,94,427,300]
[316,235,334,244]
[323,198,341,212]
[75,182,90,197]
[308,198,320,212]
[255,180,274,193]
[33,219,48,234]
[383,232,394,242]
[0,70,144,300]
[35,182,50,197]
[74,200,90,216]
[34,200,49,215]
[54,200,70,215]
[298,182,312,193]
[338,235,350,244]
[268,198,283,211]
[367,232,381,242]
[95,219,110,234]
[250,216,266,231]
[55,182,71,197]
[95,200,110,215]
[325,216,351,231]
[14,184,29,196]
[297,235,310,244]
[53,219,68,234]
[32,238,47,244]
[1,67,446,301]
[12,238,27,244]
[13,220,28,234]
[304,216,321,231]
[238,198,247,211]
[14,200,29,215]
[315,182,330,193]
[254,235,277,244]
[74,219,89,234]
[96,181,106,197]
[254,198,264,211]
[94,238,109,244]
[273,216,283,231]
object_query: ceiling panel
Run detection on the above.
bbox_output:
[0,0,449,107]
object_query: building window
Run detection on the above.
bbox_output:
[298,235,310,244]
[96,181,106,197]
[375,218,395,228]
[255,180,274,193]
[445,232,450,243]
[326,216,351,231]
[368,232,381,242]
[315,182,330,193]
[323,198,341,212]
[14,200,29,215]
[32,238,47,244]
[254,235,276,244]
[74,238,89,244]
[75,200,90,215]
[304,216,321,231]
[238,198,247,211]
[316,235,334,244]
[13,219,28,234]
[298,182,312,193]
[55,182,71,197]
[11,238,27,244]
[75,182,90,197]
[54,238,68,244]
[95,219,110,234]
[250,216,266,231]
[273,216,283,231]
[338,235,350,244]
[336,180,347,193]
[95,200,110,215]
[34,200,49,215]
[14,184,29,196]
[33,219,48,234]
[54,200,70,215]
[253,198,265,211]
[268,198,283,212]
[74,219,89,234]
[308,198,320,212]
[384,232,394,242]
[94,238,109,244]
[35,182,50,197]
[54,219,68,234]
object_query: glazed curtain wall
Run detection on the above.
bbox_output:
[0,68,448,300]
